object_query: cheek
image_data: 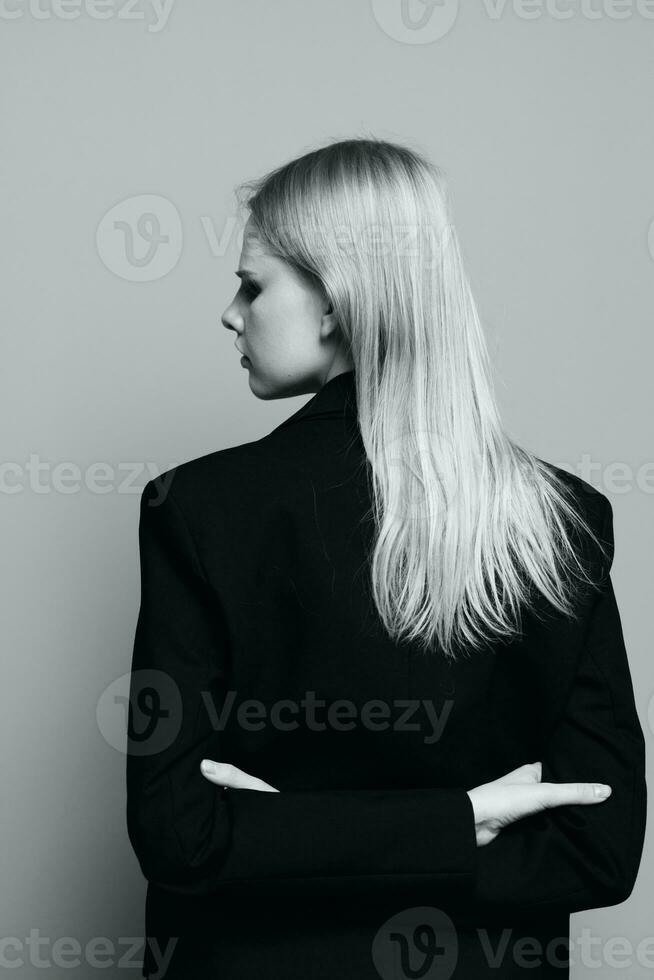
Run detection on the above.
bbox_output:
[247,292,285,340]
[247,287,318,355]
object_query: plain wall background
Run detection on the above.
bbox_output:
[1,1,652,976]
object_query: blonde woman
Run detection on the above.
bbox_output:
[126,137,646,979]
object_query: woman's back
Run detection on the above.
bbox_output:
[126,370,646,979]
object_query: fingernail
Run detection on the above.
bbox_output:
[594,784,611,798]
[201,759,214,771]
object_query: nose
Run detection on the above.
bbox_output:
[221,306,234,331]
[221,304,246,356]
[221,301,240,334]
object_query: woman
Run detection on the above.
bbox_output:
[126,137,647,979]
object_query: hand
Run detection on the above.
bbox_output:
[466,762,612,847]
[200,758,279,792]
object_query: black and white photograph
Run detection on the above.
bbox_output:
[2,2,651,978]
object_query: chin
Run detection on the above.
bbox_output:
[247,371,300,401]
[245,371,275,400]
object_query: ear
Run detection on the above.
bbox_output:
[320,304,340,339]
[317,281,333,316]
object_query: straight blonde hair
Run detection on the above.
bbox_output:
[236,136,610,660]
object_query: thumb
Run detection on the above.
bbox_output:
[491,762,542,786]
[200,759,279,792]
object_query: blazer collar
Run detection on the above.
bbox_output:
[274,370,357,431]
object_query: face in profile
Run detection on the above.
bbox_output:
[221,216,341,399]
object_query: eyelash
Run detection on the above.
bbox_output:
[240,280,260,300]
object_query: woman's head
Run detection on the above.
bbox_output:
[221,215,352,399]
[223,136,609,658]
[223,137,458,403]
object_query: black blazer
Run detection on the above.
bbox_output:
[126,370,647,980]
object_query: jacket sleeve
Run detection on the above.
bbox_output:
[125,478,478,905]
[470,494,647,922]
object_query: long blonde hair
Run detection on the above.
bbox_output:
[236,136,610,659]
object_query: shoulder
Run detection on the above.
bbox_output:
[535,458,614,578]
[139,426,313,519]
[535,458,609,521]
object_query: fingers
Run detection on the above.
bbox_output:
[489,764,611,807]
[501,780,613,823]
[492,762,542,786]
[540,780,612,807]
[200,759,280,792]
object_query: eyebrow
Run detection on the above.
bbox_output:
[235,268,260,279]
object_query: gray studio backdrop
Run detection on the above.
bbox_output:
[1,1,652,977]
